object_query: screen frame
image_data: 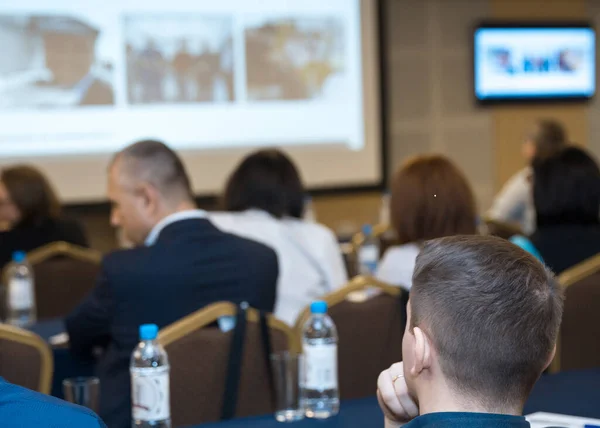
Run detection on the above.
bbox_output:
[472,20,596,106]
[55,0,388,211]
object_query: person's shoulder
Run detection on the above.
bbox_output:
[283,218,337,242]
[382,242,421,262]
[0,379,104,427]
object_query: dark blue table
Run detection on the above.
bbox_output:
[29,319,95,399]
[195,369,600,427]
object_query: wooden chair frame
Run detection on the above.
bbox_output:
[1,241,101,285]
[293,275,402,341]
[0,324,53,394]
[351,223,391,249]
[550,253,600,373]
[159,302,298,353]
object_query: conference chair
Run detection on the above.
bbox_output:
[551,253,600,373]
[0,324,53,394]
[294,276,408,400]
[480,216,524,240]
[1,242,102,321]
[158,302,296,427]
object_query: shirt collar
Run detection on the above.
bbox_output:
[403,412,529,428]
[145,209,207,246]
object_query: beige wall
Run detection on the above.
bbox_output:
[490,0,589,187]
[76,0,600,248]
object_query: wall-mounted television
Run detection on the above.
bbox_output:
[474,22,596,103]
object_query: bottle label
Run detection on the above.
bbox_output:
[359,245,378,273]
[8,278,33,311]
[131,366,170,421]
[303,343,338,390]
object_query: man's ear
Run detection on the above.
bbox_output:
[410,327,432,377]
[140,183,160,212]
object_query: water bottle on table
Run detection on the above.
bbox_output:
[131,324,171,428]
[358,224,379,275]
[6,251,36,327]
[302,301,339,419]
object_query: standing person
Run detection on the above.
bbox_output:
[66,140,278,428]
[0,165,88,270]
[210,149,347,326]
[376,155,477,290]
[138,40,166,103]
[513,146,600,274]
[172,40,194,102]
[488,119,568,235]
[378,235,563,428]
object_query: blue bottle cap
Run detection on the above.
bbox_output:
[310,301,328,314]
[139,324,159,340]
[12,251,26,263]
[362,224,372,236]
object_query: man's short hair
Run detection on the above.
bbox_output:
[114,140,193,201]
[410,235,563,407]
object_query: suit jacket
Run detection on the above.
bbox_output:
[0,217,88,271]
[0,377,105,427]
[65,218,278,428]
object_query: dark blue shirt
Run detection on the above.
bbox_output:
[0,378,105,427]
[403,412,530,427]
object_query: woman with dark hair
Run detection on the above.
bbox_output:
[513,147,600,274]
[488,119,568,234]
[376,155,478,289]
[210,149,347,325]
[0,165,88,269]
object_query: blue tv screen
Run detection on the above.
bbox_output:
[474,23,596,102]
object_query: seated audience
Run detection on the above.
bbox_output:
[66,140,278,428]
[0,165,88,271]
[0,376,105,427]
[378,235,563,428]
[210,149,347,325]
[488,119,567,235]
[376,155,477,290]
[513,146,600,274]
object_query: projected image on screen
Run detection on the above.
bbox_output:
[0,15,114,109]
[245,17,345,101]
[124,15,234,104]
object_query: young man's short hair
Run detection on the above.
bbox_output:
[410,235,563,406]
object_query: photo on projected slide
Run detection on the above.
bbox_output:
[0,15,114,109]
[124,15,235,105]
[244,16,345,101]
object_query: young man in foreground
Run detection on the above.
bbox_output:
[378,235,563,427]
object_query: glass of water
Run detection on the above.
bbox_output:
[63,377,100,412]
[270,352,305,422]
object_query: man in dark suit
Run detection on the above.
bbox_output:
[66,140,278,428]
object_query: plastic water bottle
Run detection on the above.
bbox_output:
[302,301,339,419]
[358,224,379,275]
[131,324,171,428]
[6,251,36,327]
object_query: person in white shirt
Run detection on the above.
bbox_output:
[210,149,347,325]
[487,119,568,235]
[376,155,477,290]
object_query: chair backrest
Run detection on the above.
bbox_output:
[295,276,407,400]
[158,302,296,427]
[2,242,102,321]
[0,324,53,393]
[552,253,600,372]
[480,217,524,240]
